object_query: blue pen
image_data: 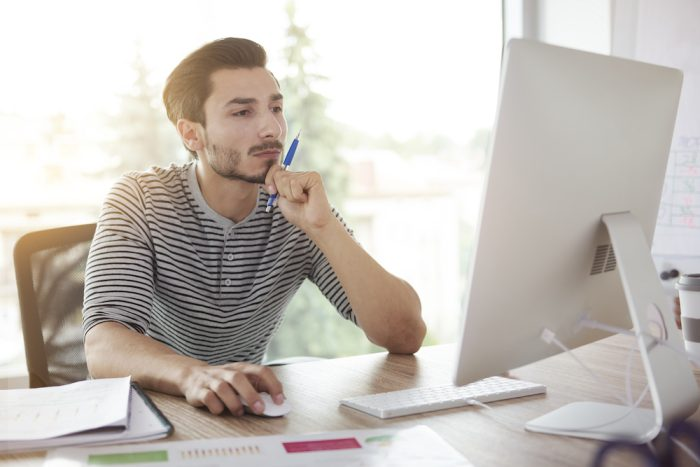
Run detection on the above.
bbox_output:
[265,130,301,212]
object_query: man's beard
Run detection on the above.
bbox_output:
[206,142,281,184]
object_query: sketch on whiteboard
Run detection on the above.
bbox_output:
[658,136,700,231]
[615,0,700,265]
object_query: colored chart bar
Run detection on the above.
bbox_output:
[283,437,361,453]
[88,450,168,464]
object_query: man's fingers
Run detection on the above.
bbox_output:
[202,389,228,415]
[277,172,299,201]
[245,365,286,404]
[184,366,283,416]
[221,363,285,405]
[289,179,307,201]
[271,171,319,203]
[187,387,226,415]
[225,371,266,415]
[265,164,283,193]
[209,378,244,416]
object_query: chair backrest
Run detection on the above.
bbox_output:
[13,223,96,388]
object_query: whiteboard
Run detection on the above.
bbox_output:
[613,0,700,278]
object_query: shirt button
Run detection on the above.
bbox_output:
[225,279,231,286]
[227,253,233,261]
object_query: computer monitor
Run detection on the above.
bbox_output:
[454,39,699,442]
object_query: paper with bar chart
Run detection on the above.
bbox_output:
[44,425,472,467]
[1,377,131,441]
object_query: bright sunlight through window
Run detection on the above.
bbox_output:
[0,0,502,376]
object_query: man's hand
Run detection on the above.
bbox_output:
[263,165,425,354]
[265,166,333,233]
[179,362,284,416]
[674,296,682,329]
[86,323,287,417]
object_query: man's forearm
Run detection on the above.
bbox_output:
[307,217,426,353]
[84,322,206,396]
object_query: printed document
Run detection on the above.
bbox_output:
[3,382,172,453]
[44,425,472,466]
[1,377,131,441]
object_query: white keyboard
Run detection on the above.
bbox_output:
[340,376,546,419]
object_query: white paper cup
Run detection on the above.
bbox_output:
[676,274,700,361]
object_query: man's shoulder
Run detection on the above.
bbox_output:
[116,162,193,192]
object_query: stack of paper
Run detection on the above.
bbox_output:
[0,377,172,453]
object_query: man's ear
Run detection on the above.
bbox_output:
[176,119,205,152]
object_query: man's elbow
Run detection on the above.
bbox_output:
[382,314,427,355]
[84,322,123,378]
[84,326,106,377]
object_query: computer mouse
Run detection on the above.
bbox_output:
[241,392,291,417]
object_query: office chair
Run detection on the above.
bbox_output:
[13,223,96,388]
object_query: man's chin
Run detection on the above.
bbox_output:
[227,173,267,184]
[212,167,271,184]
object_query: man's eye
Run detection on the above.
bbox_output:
[272,106,283,113]
[232,109,250,117]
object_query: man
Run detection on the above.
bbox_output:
[83,38,425,417]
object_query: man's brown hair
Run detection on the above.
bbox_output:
[162,38,268,157]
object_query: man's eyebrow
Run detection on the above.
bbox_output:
[225,97,256,106]
[224,93,283,107]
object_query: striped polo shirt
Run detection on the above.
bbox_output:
[83,162,355,365]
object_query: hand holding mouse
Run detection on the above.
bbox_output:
[241,392,291,417]
[179,362,285,416]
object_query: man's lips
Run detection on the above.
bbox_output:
[252,150,281,159]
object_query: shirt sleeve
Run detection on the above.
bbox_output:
[82,174,155,337]
[307,207,357,324]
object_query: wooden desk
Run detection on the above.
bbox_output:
[4,335,700,466]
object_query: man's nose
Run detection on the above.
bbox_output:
[259,112,284,140]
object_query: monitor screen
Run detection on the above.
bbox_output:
[453,39,697,441]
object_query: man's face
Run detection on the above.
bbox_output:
[200,67,287,184]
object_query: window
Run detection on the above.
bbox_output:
[0,0,502,377]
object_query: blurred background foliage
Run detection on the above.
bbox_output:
[0,1,491,376]
[267,3,395,360]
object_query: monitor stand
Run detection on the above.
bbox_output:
[525,212,700,443]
